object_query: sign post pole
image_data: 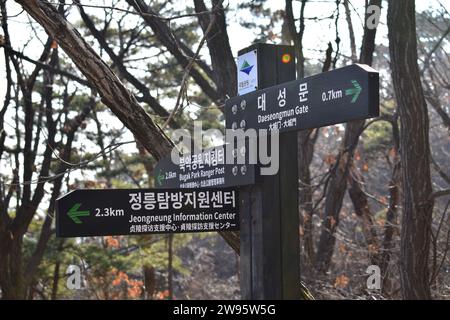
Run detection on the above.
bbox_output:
[234,44,300,299]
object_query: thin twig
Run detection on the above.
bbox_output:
[3,140,136,187]
[46,1,217,22]
[162,1,222,129]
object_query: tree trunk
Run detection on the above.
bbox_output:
[381,152,401,295]
[14,0,173,162]
[387,0,434,300]
[380,118,401,295]
[51,240,64,300]
[0,236,26,299]
[193,0,237,100]
[124,0,220,104]
[167,234,173,300]
[347,167,380,266]
[143,265,156,299]
[298,130,318,265]
[315,0,381,273]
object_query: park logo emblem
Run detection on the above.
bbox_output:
[240,60,254,75]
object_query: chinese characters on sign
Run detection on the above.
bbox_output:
[56,188,239,238]
[226,64,379,134]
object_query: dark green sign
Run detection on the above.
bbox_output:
[56,188,239,238]
[154,146,255,189]
[226,64,379,133]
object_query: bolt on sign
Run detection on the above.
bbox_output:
[226,64,379,133]
[56,188,239,238]
[154,145,255,189]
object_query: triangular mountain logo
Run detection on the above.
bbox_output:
[240,60,254,75]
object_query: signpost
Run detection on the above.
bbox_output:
[229,44,380,300]
[226,64,379,133]
[153,145,255,189]
[55,41,380,301]
[56,188,239,238]
[232,43,301,300]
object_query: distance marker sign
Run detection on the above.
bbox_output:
[56,188,239,238]
[226,64,379,133]
[154,145,255,189]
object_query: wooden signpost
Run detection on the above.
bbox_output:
[56,42,379,301]
[231,43,301,299]
[226,44,379,299]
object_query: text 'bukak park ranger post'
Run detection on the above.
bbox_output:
[56,43,379,300]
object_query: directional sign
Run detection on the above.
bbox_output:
[154,146,255,189]
[56,188,239,238]
[226,64,379,133]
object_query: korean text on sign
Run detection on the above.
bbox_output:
[128,190,236,211]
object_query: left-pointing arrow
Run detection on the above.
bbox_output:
[67,203,90,224]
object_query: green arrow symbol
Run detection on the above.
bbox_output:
[67,203,90,224]
[345,80,362,103]
[156,171,165,186]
